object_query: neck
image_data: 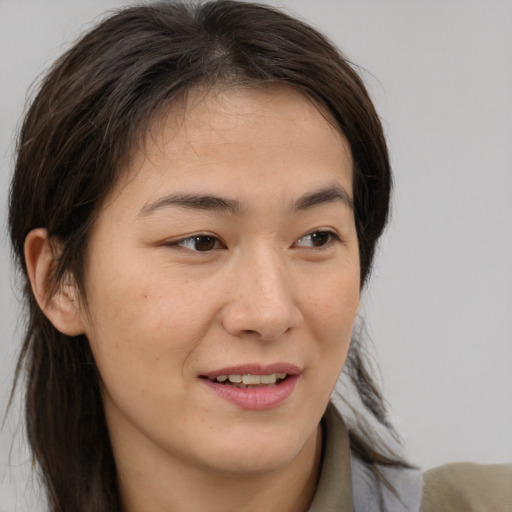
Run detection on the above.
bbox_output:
[116,425,323,512]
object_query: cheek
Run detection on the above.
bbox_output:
[81,271,219,438]
[305,265,360,334]
[82,265,217,381]
[301,263,360,379]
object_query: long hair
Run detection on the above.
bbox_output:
[9,2,398,510]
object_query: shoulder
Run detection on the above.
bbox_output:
[421,462,512,512]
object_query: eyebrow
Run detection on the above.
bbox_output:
[140,193,244,216]
[139,184,353,217]
[294,184,353,211]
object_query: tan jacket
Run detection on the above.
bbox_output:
[422,462,512,512]
[308,405,512,511]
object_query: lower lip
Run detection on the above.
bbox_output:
[201,375,299,410]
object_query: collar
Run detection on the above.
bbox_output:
[307,403,354,512]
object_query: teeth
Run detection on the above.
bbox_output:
[215,373,288,385]
[242,374,262,385]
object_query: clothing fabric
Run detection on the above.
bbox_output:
[308,404,512,512]
[421,462,512,512]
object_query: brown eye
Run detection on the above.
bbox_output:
[310,231,330,246]
[175,235,221,251]
[295,230,339,248]
[193,236,216,251]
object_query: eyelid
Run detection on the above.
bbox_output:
[162,229,341,252]
[165,233,225,252]
[293,229,342,248]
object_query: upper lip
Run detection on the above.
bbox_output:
[200,363,302,379]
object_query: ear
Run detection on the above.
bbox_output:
[24,228,86,336]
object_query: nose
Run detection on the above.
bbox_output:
[221,248,303,341]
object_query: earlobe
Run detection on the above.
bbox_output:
[24,228,86,336]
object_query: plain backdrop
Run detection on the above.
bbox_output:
[1,0,511,510]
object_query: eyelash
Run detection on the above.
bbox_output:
[294,230,341,248]
[170,235,225,252]
[168,230,341,253]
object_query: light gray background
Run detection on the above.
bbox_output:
[1,0,511,510]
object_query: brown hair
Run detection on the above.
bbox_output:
[9,1,400,510]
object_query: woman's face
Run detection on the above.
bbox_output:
[80,86,360,478]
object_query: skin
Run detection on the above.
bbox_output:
[26,85,360,512]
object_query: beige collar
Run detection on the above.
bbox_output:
[307,404,354,512]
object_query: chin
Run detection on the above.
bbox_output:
[209,447,299,476]
[199,424,316,476]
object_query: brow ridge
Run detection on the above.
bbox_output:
[139,184,352,217]
[294,184,353,211]
[140,193,244,216]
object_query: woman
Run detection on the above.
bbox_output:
[6,1,511,511]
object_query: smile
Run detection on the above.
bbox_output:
[200,364,301,409]
[210,373,288,387]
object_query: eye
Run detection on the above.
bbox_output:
[172,235,223,252]
[294,230,340,248]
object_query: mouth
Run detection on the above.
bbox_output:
[200,364,301,410]
[200,363,301,388]
[204,372,289,388]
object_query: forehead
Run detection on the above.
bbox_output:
[131,85,350,176]
[108,85,353,217]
